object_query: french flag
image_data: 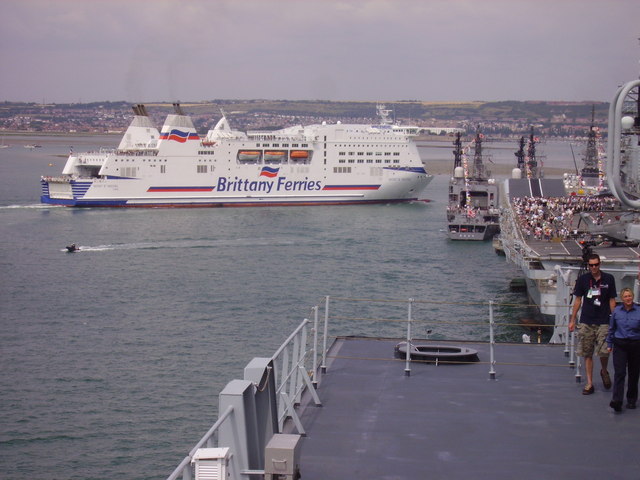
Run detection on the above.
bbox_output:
[260,166,279,178]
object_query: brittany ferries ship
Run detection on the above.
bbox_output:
[40,104,433,207]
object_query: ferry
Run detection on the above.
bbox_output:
[40,104,433,207]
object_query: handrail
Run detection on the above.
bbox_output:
[167,295,580,480]
[166,405,234,480]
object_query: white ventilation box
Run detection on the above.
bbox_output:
[264,434,301,479]
[192,447,230,480]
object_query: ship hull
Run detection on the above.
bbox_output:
[447,221,499,241]
[40,173,432,208]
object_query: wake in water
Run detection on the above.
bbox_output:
[1,203,63,210]
[59,236,313,253]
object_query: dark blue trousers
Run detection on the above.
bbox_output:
[611,338,640,405]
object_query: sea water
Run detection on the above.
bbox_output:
[0,135,561,479]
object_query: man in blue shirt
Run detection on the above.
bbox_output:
[569,253,617,395]
[607,287,640,412]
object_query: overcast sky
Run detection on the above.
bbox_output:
[1,0,638,104]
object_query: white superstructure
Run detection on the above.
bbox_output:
[40,104,433,207]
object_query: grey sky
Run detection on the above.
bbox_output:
[1,0,638,103]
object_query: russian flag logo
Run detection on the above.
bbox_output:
[260,166,279,178]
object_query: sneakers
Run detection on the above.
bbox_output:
[601,369,612,390]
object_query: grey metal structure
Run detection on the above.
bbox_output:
[166,296,640,480]
[447,131,500,240]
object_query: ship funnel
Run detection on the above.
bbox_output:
[119,105,159,150]
[159,104,199,145]
[173,103,185,115]
[132,104,150,117]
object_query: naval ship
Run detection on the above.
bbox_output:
[446,130,500,240]
[499,82,640,329]
[40,104,432,207]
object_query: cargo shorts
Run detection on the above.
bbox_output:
[576,323,609,357]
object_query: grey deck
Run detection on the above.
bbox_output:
[525,238,640,263]
[507,178,566,199]
[291,337,639,480]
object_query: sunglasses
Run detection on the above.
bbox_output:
[588,263,600,267]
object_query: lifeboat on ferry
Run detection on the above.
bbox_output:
[237,151,261,162]
[264,151,286,162]
[290,150,309,159]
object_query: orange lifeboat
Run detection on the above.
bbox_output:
[290,150,309,159]
[264,151,286,162]
[237,150,261,162]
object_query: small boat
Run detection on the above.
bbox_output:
[66,244,80,252]
[237,150,261,162]
[263,151,286,163]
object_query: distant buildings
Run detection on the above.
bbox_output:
[0,100,608,139]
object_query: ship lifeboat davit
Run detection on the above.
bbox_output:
[394,342,479,363]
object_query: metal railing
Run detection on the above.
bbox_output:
[166,294,582,480]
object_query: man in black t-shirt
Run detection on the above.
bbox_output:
[569,253,617,395]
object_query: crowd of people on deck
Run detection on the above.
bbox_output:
[512,195,620,241]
